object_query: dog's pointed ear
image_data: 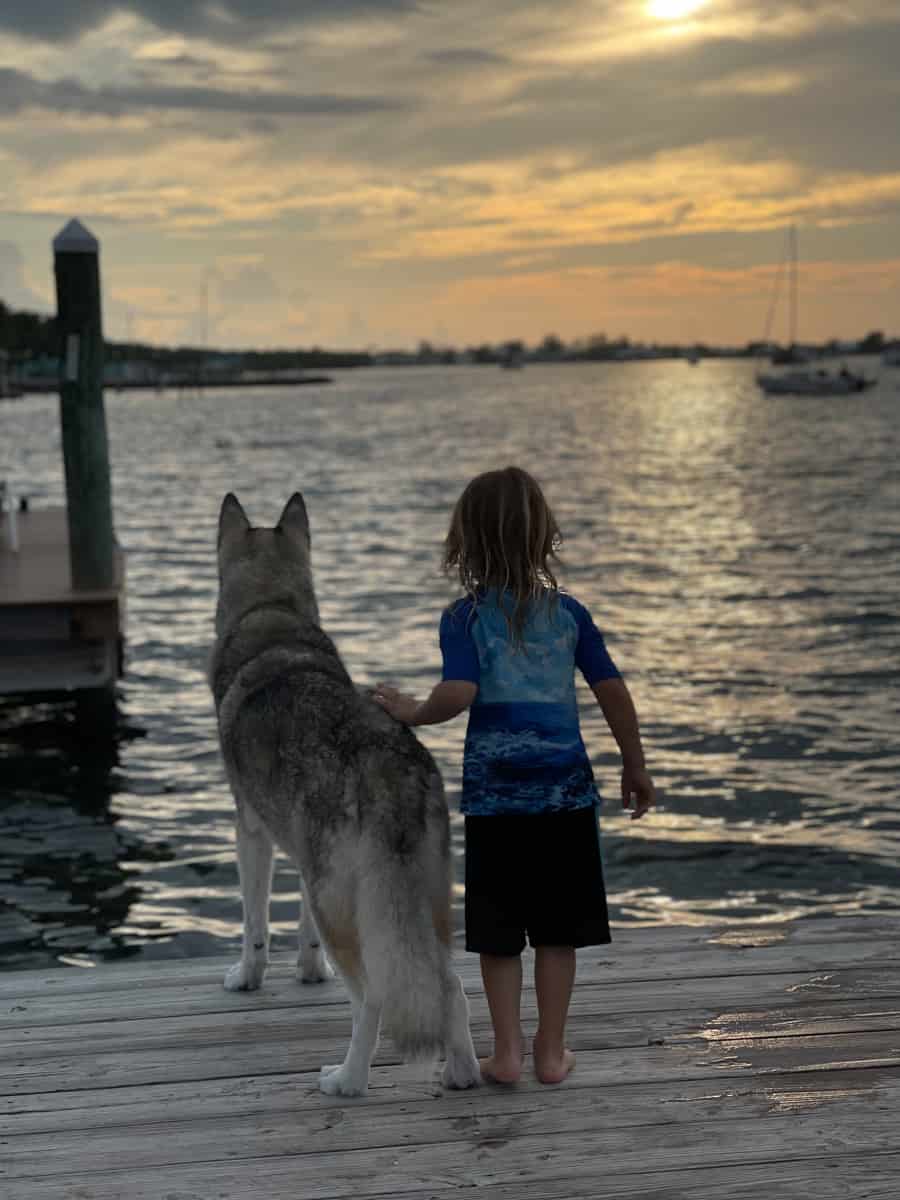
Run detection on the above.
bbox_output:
[276,493,310,546]
[218,493,250,549]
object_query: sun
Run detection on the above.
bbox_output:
[646,0,706,19]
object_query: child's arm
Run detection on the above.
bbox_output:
[376,599,480,727]
[590,677,656,820]
[374,680,477,727]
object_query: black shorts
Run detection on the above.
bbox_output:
[464,806,612,956]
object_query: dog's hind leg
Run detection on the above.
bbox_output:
[297,890,334,984]
[319,993,381,1098]
[224,802,274,992]
[442,971,481,1090]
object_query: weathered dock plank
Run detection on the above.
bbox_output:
[7,1110,900,1199]
[2,913,897,1001]
[6,1075,900,1185]
[2,916,899,1199]
[5,1023,899,1099]
[3,1061,892,1137]
[5,963,900,1030]
[0,510,122,608]
[4,992,900,1073]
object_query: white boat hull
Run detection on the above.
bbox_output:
[756,369,875,396]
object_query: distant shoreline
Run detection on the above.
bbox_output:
[11,373,333,397]
[4,349,895,401]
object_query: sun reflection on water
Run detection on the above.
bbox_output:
[1,360,898,967]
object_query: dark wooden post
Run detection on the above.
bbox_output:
[53,219,115,591]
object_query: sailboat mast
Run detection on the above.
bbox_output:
[788,224,798,348]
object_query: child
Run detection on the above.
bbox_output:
[374,466,655,1085]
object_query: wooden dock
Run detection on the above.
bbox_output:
[2,916,899,1198]
[0,508,124,693]
[0,219,124,698]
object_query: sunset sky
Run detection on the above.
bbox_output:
[1,0,898,349]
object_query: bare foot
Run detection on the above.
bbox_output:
[480,1033,526,1084]
[533,1038,576,1084]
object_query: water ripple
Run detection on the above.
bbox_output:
[1,361,898,967]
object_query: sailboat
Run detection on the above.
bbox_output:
[756,364,876,395]
[763,227,809,366]
[756,227,874,396]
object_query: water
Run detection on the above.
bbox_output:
[1,361,898,969]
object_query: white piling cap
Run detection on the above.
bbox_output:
[53,219,99,253]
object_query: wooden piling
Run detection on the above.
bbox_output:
[53,219,115,592]
[0,219,124,696]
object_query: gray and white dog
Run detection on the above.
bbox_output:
[209,492,480,1097]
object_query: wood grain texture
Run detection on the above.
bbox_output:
[2,917,899,1199]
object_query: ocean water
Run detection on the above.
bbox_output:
[1,360,898,969]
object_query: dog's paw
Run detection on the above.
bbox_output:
[224,958,266,992]
[318,1063,368,1097]
[442,1053,482,1090]
[297,953,335,984]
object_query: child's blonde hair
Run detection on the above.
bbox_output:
[443,466,561,645]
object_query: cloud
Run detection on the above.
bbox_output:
[0,67,410,119]
[425,48,507,66]
[0,0,419,44]
[440,21,900,178]
[4,5,898,178]
[212,261,280,306]
[1,0,899,347]
[0,242,49,311]
[0,1,113,43]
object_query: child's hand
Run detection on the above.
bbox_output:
[622,766,656,820]
[373,684,421,725]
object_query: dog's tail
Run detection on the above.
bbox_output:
[358,782,454,1061]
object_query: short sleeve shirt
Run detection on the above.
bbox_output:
[440,590,621,815]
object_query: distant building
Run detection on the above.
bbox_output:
[104,360,159,386]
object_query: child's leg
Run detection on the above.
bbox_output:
[533,945,576,1084]
[465,815,527,1083]
[479,953,525,1083]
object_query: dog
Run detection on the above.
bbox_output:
[209,492,480,1097]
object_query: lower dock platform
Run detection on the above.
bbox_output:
[0,507,124,695]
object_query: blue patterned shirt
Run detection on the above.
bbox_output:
[440,590,621,816]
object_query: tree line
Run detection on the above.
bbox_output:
[1,299,892,368]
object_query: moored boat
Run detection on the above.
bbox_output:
[756,228,875,396]
[756,367,875,396]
